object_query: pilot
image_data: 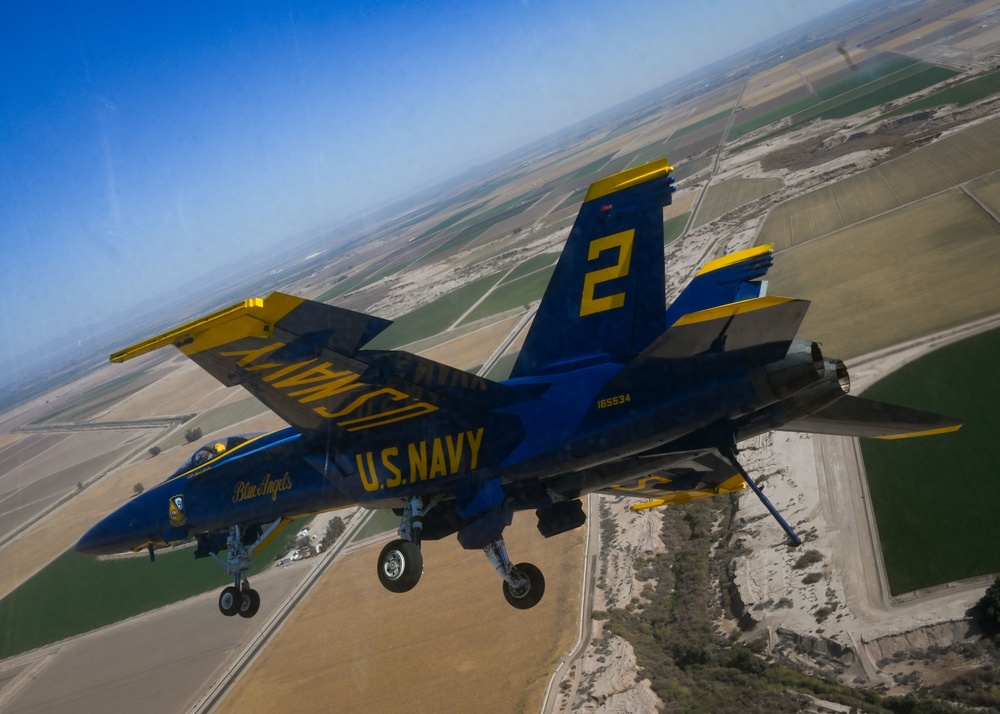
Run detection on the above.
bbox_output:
[193,442,226,466]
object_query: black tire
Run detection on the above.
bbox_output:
[377,539,423,593]
[503,562,545,609]
[219,586,241,616]
[238,588,261,618]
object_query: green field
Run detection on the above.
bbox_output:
[860,327,1000,595]
[880,70,1000,120]
[663,212,689,244]
[364,272,502,349]
[458,266,555,326]
[0,523,301,660]
[792,66,955,123]
[729,94,818,141]
[352,508,400,541]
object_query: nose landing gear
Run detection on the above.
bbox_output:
[210,518,288,617]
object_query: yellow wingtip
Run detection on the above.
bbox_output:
[585,158,673,202]
[110,293,302,363]
[697,244,773,276]
[873,424,963,440]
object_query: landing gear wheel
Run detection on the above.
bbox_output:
[503,562,545,609]
[219,586,241,616]
[377,539,423,593]
[238,588,261,618]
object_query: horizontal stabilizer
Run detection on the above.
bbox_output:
[598,451,746,505]
[780,395,963,439]
[634,296,810,366]
[665,244,775,326]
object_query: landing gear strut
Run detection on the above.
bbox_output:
[377,497,424,593]
[484,537,545,609]
[721,444,802,547]
[211,518,287,617]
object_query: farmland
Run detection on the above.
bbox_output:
[0,522,300,660]
[966,169,1000,215]
[214,514,584,714]
[759,115,1000,250]
[764,188,1000,359]
[693,177,783,228]
[860,327,1000,594]
[880,69,1000,119]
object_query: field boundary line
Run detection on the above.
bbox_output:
[959,183,1000,226]
[767,179,993,256]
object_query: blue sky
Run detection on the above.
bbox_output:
[0,1,852,364]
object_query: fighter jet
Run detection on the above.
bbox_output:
[76,159,961,617]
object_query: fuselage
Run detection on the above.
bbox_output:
[75,337,842,557]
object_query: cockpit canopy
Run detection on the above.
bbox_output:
[169,433,263,479]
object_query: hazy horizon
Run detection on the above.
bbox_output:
[1,0,857,365]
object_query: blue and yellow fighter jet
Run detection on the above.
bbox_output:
[76,159,961,617]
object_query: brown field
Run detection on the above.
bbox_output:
[0,429,157,541]
[418,313,525,370]
[216,513,585,714]
[759,116,1000,250]
[694,177,783,228]
[665,188,697,221]
[765,188,1000,359]
[965,169,1000,216]
[100,360,231,421]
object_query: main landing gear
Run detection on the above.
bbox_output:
[485,538,545,609]
[210,519,286,618]
[375,497,546,609]
[377,497,424,593]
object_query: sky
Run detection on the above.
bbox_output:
[0,0,854,365]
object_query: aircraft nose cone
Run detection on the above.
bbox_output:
[75,496,157,555]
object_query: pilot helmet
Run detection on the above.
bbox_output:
[213,442,226,454]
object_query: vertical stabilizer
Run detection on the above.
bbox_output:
[510,159,675,378]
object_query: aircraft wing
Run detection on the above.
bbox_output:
[598,451,747,507]
[112,292,527,436]
[778,394,963,439]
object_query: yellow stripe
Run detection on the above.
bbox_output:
[672,295,795,327]
[627,476,747,511]
[697,244,773,276]
[874,424,963,440]
[585,158,673,202]
[630,499,668,511]
[110,292,304,363]
[251,517,293,555]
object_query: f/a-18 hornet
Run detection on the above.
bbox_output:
[77,159,961,617]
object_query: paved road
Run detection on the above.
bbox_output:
[539,493,598,714]
[0,512,373,714]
